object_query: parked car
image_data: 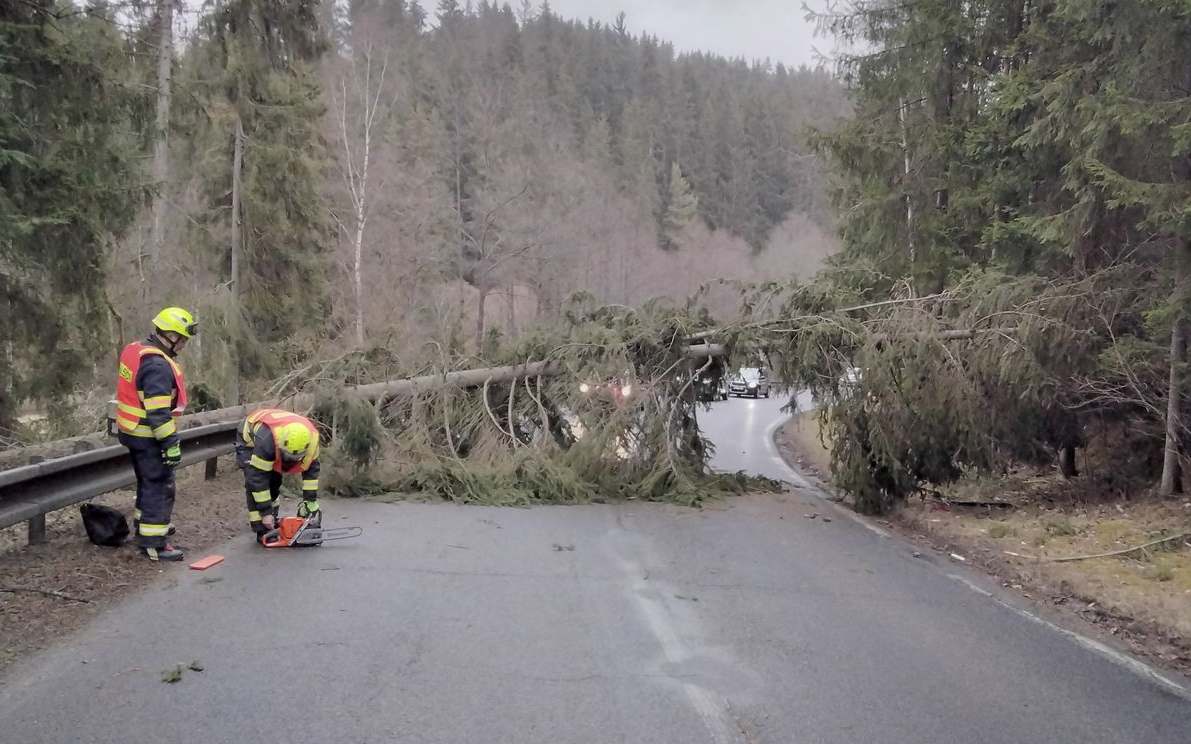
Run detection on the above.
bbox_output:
[728,367,770,398]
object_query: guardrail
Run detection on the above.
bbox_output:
[0,422,239,544]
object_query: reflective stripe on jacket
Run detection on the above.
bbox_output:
[114,340,187,441]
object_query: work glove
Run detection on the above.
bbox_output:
[163,443,182,468]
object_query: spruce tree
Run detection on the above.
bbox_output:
[1019,0,1191,491]
[186,0,331,396]
[661,162,698,249]
[0,2,144,431]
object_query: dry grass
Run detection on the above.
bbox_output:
[903,490,1191,640]
[988,523,1015,539]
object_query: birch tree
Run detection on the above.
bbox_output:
[333,45,398,347]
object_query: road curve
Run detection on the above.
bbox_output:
[0,396,1187,743]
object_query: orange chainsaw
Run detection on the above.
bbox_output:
[259,516,363,548]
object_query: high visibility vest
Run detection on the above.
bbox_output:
[114,342,188,437]
[242,408,320,473]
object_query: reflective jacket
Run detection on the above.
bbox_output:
[114,338,187,447]
[240,409,320,501]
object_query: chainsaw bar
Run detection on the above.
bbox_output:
[290,525,364,546]
[261,520,364,548]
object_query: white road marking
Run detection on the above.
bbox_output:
[946,573,992,597]
[988,588,1190,701]
[617,554,748,744]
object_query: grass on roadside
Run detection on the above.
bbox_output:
[901,474,1191,639]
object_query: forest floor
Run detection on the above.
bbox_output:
[775,411,1191,677]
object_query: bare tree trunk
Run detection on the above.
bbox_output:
[229,113,244,406]
[1160,243,1188,496]
[148,0,173,277]
[454,123,466,271]
[506,284,516,336]
[622,225,635,304]
[1058,444,1078,479]
[103,288,124,366]
[601,234,610,301]
[929,12,958,298]
[475,284,488,352]
[352,208,366,347]
[899,98,915,275]
[1160,319,1186,495]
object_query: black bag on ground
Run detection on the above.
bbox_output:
[80,503,129,547]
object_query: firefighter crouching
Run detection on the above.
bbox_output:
[114,307,196,561]
[236,408,322,541]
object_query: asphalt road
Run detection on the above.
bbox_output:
[1,396,1188,743]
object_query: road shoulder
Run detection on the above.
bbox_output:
[773,410,1191,680]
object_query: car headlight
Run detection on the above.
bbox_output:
[701,378,711,384]
[748,382,757,388]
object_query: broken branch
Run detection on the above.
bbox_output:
[0,587,91,603]
[1049,532,1189,563]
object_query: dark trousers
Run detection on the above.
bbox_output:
[236,443,282,534]
[119,434,175,549]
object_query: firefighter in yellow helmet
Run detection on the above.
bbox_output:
[236,408,322,541]
[113,307,196,561]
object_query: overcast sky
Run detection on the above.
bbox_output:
[546,1,836,69]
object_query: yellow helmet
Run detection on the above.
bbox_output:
[152,307,198,338]
[276,422,317,461]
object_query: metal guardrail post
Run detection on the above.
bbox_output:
[204,457,218,480]
[28,515,46,545]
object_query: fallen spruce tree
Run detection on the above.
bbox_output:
[276,297,774,506]
[726,265,1185,514]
